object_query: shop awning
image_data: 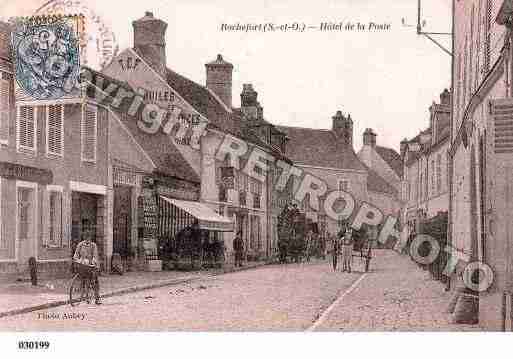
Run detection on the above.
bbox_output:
[160,196,234,232]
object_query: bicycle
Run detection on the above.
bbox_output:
[69,261,98,307]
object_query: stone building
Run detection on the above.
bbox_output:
[401,89,451,236]
[449,0,513,330]
[0,19,113,276]
[102,12,291,261]
[277,111,401,238]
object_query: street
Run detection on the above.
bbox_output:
[0,250,480,331]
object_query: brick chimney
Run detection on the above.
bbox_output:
[332,110,353,147]
[440,88,451,105]
[363,128,377,147]
[240,84,258,119]
[206,54,233,109]
[132,12,168,76]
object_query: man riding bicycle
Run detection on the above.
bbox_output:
[73,221,101,305]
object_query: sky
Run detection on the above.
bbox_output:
[0,0,453,151]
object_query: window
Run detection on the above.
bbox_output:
[0,73,10,144]
[463,36,468,107]
[17,184,36,243]
[47,189,63,247]
[456,54,462,125]
[475,0,483,90]
[250,177,262,209]
[17,106,36,152]
[484,0,492,73]
[250,215,261,251]
[82,104,97,162]
[47,104,64,156]
[431,160,435,195]
[437,154,442,194]
[469,5,475,95]
[338,179,349,192]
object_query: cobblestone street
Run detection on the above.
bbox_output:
[312,250,481,331]
[0,250,481,331]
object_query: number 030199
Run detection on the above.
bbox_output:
[18,341,50,350]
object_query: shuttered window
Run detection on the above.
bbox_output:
[17,106,36,151]
[47,104,64,156]
[48,190,63,247]
[484,0,492,73]
[0,76,9,143]
[469,5,475,95]
[475,0,482,90]
[82,104,97,162]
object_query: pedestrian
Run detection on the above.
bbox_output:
[341,228,354,273]
[305,230,312,262]
[73,220,102,305]
[233,231,244,267]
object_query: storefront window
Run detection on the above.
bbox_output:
[17,187,32,240]
[49,191,63,247]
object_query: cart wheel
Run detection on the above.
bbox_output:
[69,274,85,307]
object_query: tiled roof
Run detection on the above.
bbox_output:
[275,125,366,171]
[86,67,201,183]
[134,49,289,163]
[375,145,403,178]
[276,125,397,196]
[364,164,399,197]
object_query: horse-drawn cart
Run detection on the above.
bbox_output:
[331,226,376,272]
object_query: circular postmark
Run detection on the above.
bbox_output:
[12,18,80,99]
[34,0,118,70]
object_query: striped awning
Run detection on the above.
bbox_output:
[160,196,234,232]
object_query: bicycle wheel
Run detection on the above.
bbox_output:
[69,274,85,307]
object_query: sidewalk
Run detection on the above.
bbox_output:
[0,261,265,318]
[313,250,482,331]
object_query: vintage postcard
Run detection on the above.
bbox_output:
[0,0,512,352]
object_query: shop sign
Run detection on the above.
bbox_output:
[157,184,199,201]
[0,162,53,184]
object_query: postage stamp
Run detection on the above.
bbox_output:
[0,0,511,357]
[11,15,80,100]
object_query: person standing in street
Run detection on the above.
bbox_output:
[341,228,354,273]
[233,231,244,267]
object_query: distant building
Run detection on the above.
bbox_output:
[400,89,451,237]
[102,12,292,261]
[277,110,402,238]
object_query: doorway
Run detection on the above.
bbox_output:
[71,192,98,257]
[113,185,132,258]
[16,183,37,270]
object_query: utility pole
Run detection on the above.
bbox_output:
[403,0,452,56]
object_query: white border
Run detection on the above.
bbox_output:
[69,181,107,195]
[46,104,65,157]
